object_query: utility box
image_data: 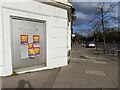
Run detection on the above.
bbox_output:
[0,0,72,76]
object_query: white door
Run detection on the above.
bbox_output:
[11,17,46,69]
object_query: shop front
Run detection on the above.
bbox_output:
[0,0,72,76]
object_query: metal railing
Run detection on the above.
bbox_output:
[97,43,120,56]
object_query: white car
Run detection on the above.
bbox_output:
[86,42,95,48]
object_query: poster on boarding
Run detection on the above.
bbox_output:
[20,35,28,45]
[33,35,40,44]
[34,47,40,56]
[28,43,35,57]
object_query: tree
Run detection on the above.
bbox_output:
[90,2,118,54]
[90,19,101,50]
[105,28,119,42]
[74,33,81,43]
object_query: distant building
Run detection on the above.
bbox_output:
[0,0,72,76]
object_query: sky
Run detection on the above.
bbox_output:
[72,1,119,36]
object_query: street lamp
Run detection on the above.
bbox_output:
[72,34,75,38]
[71,34,76,46]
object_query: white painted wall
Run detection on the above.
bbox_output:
[0,0,71,76]
[51,17,68,67]
[68,22,71,51]
[0,3,3,76]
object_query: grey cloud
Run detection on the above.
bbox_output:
[72,2,97,15]
[72,2,118,27]
[72,2,97,27]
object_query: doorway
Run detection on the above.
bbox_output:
[11,16,46,70]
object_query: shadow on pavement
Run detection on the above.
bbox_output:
[16,79,34,89]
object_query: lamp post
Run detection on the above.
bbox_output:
[95,29,99,51]
[72,34,75,38]
[71,34,75,46]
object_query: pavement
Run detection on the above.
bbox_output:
[2,44,119,89]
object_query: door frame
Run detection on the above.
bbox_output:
[2,8,52,76]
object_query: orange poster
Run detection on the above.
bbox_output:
[34,47,40,56]
[28,43,35,57]
[28,43,33,48]
[28,43,40,57]
[33,35,40,44]
[28,48,35,57]
[20,35,28,45]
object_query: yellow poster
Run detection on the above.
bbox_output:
[28,43,35,57]
[28,48,35,57]
[34,47,40,56]
[20,35,28,45]
[28,43,33,48]
[33,35,40,44]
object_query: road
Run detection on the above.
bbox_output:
[2,44,119,88]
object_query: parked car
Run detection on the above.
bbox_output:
[86,41,95,48]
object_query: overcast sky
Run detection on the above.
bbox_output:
[72,1,118,36]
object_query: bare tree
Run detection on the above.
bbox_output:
[91,19,101,50]
[90,2,118,54]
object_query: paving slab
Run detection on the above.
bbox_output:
[85,70,106,76]
[88,77,117,88]
[70,74,91,88]
[52,82,71,88]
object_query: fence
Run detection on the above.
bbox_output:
[97,43,120,56]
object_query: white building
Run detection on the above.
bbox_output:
[0,0,72,76]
